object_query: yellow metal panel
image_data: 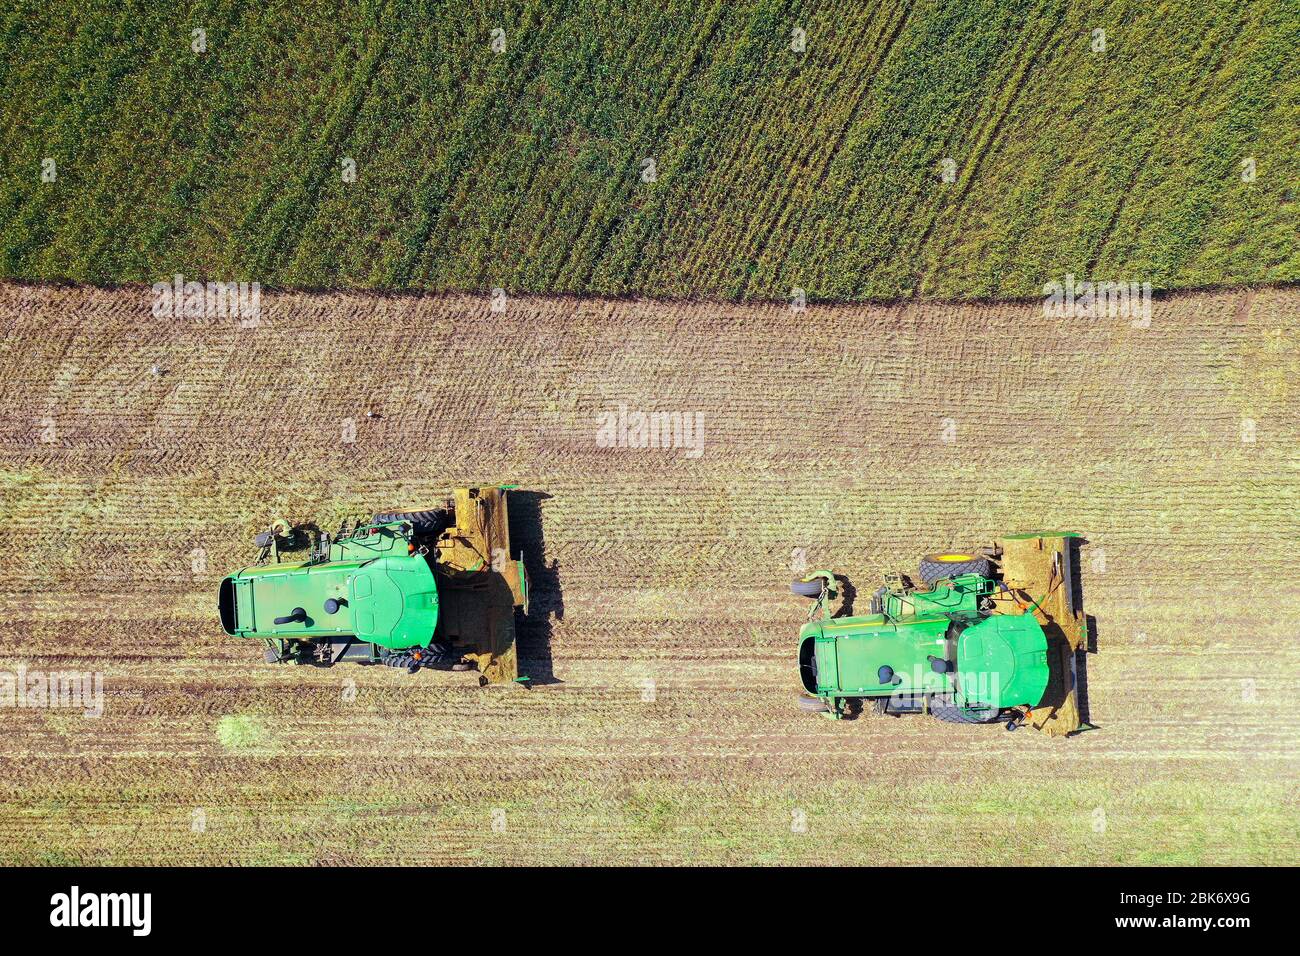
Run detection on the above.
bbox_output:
[432,487,525,684]
[995,535,1087,737]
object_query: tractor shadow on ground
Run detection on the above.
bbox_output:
[1068,536,1100,734]
[1075,614,1099,730]
[509,490,564,685]
[832,574,857,618]
[288,522,320,550]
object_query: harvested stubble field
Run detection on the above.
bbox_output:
[0,281,1296,865]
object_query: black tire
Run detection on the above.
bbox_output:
[790,579,824,598]
[797,695,831,713]
[372,508,452,536]
[381,642,461,671]
[918,552,993,585]
[931,697,1002,724]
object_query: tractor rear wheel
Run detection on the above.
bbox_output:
[918,552,993,585]
[372,508,452,536]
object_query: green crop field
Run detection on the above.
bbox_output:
[1,0,1295,300]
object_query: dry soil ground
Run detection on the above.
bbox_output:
[0,282,1296,864]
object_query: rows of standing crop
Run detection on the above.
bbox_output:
[0,1,1294,297]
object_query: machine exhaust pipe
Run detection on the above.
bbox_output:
[273,607,307,625]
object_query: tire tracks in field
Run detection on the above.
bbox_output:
[136,3,268,265]
[3,287,1299,861]
[236,1,394,280]
[1081,9,1254,282]
[382,3,549,287]
[1078,141,1157,281]
[728,2,907,299]
[562,0,728,292]
[738,0,916,300]
[0,14,167,275]
[907,0,1070,297]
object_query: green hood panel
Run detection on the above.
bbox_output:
[808,616,952,696]
[232,560,365,638]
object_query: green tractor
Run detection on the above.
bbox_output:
[793,538,1081,730]
[218,487,528,683]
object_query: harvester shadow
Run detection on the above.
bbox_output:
[1068,536,1100,734]
[1074,615,1099,731]
[832,575,856,618]
[282,522,319,554]
[509,490,564,685]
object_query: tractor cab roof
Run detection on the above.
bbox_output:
[954,613,1049,709]
[347,556,439,647]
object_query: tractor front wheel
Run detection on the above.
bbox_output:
[790,579,823,598]
[797,695,831,713]
[918,552,993,585]
[372,508,453,536]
